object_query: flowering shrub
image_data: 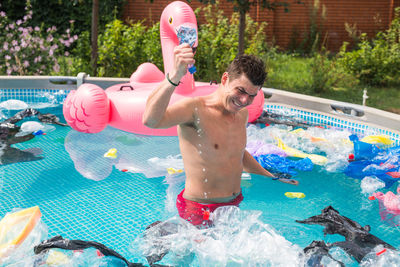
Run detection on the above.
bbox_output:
[0,1,77,75]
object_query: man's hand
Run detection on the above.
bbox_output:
[168,44,195,83]
[278,178,299,185]
[272,172,299,185]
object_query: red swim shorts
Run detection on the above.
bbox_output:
[176,189,244,227]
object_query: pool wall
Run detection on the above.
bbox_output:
[0,74,399,144]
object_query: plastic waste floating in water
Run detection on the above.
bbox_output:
[0,100,28,110]
[0,206,46,262]
[361,176,385,195]
[255,153,313,176]
[167,167,184,175]
[285,192,306,199]
[103,148,117,159]
[370,187,400,226]
[361,135,393,146]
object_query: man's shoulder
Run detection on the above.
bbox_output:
[175,96,200,107]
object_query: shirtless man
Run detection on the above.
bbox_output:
[143,44,298,226]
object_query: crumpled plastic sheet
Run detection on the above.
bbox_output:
[255,154,313,175]
[246,140,287,157]
[177,25,197,47]
[176,25,197,74]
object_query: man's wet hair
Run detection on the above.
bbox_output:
[226,54,266,87]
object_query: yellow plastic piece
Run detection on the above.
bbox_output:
[290,128,305,134]
[167,167,184,174]
[361,135,393,145]
[46,250,70,265]
[0,206,41,258]
[104,148,117,158]
[285,192,306,199]
[290,128,327,142]
[276,137,328,165]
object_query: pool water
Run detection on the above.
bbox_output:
[1,101,400,266]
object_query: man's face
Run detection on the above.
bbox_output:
[221,73,260,113]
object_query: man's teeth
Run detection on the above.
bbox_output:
[233,100,243,107]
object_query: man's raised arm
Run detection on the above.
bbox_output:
[142,44,195,129]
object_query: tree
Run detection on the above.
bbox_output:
[91,0,99,75]
[193,0,296,55]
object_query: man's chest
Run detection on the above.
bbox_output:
[194,112,247,153]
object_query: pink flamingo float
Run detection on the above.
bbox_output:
[370,187,400,226]
[62,1,264,136]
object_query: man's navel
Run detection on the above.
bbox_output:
[214,144,219,149]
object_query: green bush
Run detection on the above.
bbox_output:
[58,1,271,80]
[308,51,358,94]
[97,20,162,77]
[1,0,125,37]
[58,20,163,77]
[337,8,400,86]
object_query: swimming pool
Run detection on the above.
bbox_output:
[1,87,400,266]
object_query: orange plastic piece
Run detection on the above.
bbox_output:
[0,206,41,258]
[310,136,326,142]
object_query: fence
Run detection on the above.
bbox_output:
[123,0,399,51]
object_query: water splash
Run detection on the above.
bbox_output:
[138,206,305,266]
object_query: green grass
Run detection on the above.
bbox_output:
[265,54,400,114]
[265,54,313,94]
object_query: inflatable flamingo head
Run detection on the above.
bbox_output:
[160,1,198,94]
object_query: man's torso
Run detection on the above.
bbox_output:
[178,97,247,202]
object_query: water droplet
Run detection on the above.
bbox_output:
[204,178,208,183]
[202,168,205,172]
[204,192,208,198]
[198,144,202,147]
[199,150,202,154]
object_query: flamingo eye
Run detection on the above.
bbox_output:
[169,17,173,24]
